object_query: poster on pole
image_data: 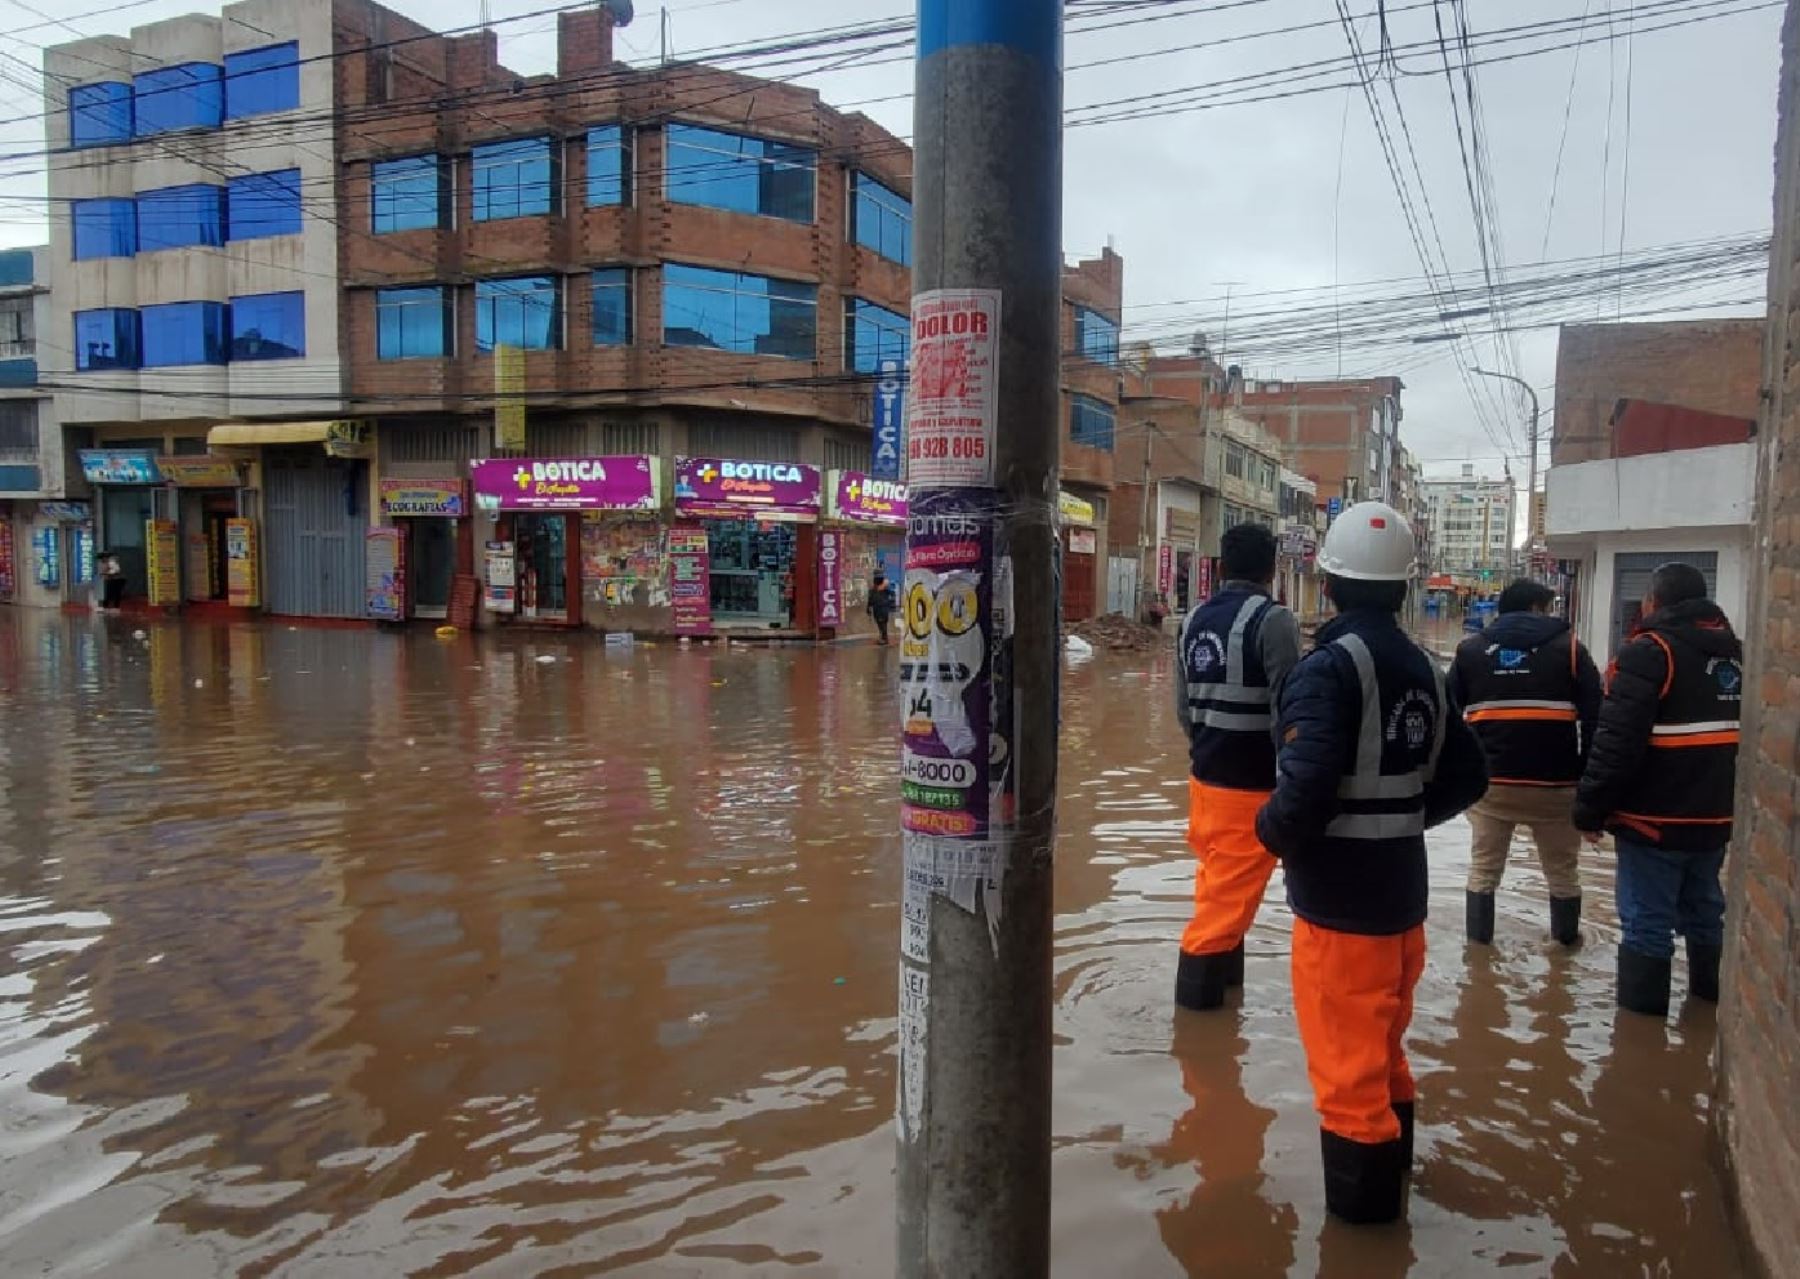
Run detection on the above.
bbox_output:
[905,290,1000,488]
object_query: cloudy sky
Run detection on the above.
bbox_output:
[0,0,1781,481]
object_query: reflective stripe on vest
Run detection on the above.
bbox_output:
[1464,698,1579,724]
[1324,631,1445,842]
[1650,719,1741,748]
[1185,595,1273,729]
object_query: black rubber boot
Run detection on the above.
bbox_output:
[1175,949,1227,1011]
[1392,1100,1415,1171]
[1550,895,1583,946]
[1465,891,1496,945]
[1688,941,1722,1003]
[1320,1129,1408,1224]
[1222,941,1246,988]
[1617,946,1673,1017]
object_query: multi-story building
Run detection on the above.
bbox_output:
[1421,465,1514,584]
[34,0,1120,629]
[1277,468,1320,618]
[0,246,80,610]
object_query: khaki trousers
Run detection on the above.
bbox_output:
[1466,784,1583,898]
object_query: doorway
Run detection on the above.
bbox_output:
[517,513,569,620]
[408,518,456,619]
[100,487,156,601]
[707,519,796,627]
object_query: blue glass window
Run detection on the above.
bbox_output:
[137,184,225,252]
[224,42,299,120]
[592,268,631,346]
[475,277,560,352]
[846,298,909,374]
[1075,307,1119,367]
[68,82,132,147]
[472,138,554,222]
[229,291,306,360]
[662,263,816,360]
[586,125,629,206]
[852,173,911,266]
[666,123,814,223]
[133,63,223,136]
[73,308,140,370]
[371,155,442,233]
[140,301,228,367]
[227,169,302,240]
[376,287,451,360]
[72,199,137,260]
[1070,394,1116,451]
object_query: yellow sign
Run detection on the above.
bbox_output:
[226,518,260,608]
[1058,491,1096,526]
[146,519,180,606]
[494,344,526,451]
[325,420,373,459]
[156,455,244,487]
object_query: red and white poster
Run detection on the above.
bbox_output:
[1197,556,1214,602]
[906,289,1000,488]
[0,516,14,601]
[1157,543,1174,598]
[818,529,845,626]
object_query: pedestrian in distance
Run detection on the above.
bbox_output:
[1573,562,1743,1017]
[98,551,125,611]
[868,572,896,645]
[1256,501,1489,1225]
[1450,578,1603,946]
[1172,523,1302,1011]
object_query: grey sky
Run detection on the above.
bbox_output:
[0,0,1781,481]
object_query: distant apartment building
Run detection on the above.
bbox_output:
[0,246,76,610]
[31,0,1122,628]
[1421,465,1514,582]
[1277,468,1320,618]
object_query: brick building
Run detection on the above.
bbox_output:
[1718,4,1800,1271]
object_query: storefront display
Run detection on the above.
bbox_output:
[82,451,163,603]
[823,470,907,634]
[484,541,517,614]
[675,459,822,631]
[366,527,406,621]
[146,519,180,606]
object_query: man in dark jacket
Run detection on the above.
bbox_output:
[1574,563,1742,1016]
[1449,579,1603,945]
[1257,502,1489,1225]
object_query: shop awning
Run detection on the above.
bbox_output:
[208,422,333,446]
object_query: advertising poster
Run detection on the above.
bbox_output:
[366,528,406,621]
[472,458,658,513]
[494,344,526,451]
[668,524,712,635]
[146,519,180,606]
[34,526,58,588]
[156,456,243,488]
[0,518,13,600]
[674,458,821,520]
[226,519,260,608]
[379,479,467,518]
[78,450,160,485]
[1197,555,1213,603]
[905,290,1000,488]
[1158,543,1174,598]
[873,357,905,481]
[71,525,95,586]
[818,529,845,626]
[830,471,908,526]
[900,489,996,839]
[484,541,517,614]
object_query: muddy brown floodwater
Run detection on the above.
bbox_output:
[0,611,1747,1277]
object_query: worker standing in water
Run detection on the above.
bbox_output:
[1173,523,1302,1011]
[1257,501,1489,1224]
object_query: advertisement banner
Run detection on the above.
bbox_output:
[669,523,712,635]
[33,526,57,587]
[901,489,996,840]
[146,519,180,605]
[72,524,95,586]
[1057,491,1095,526]
[79,450,161,485]
[366,527,406,620]
[39,502,90,523]
[483,541,517,614]
[675,458,821,520]
[226,518,260,608]
[155,456,244,488]
[325,421,373,460]
[830,471,908,526]
[1158,542,1174,598]
[380,478,467,518]
[0,518,12,599]
[872,357,905,481]
[906,290,1000,487]
[1197,555,1213,603]
[471,457,658,512]
[818,529,845,627]
[494,345,526,451]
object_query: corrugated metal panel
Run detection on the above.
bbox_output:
[382,423,484,464]
[526,421,589,457]
[265,451,368,618]
[600,420,659,455]
[687,421,801,462]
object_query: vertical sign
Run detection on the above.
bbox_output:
[366,527,406,620]
[1157,542,1174,599]
[668,523,712,635]
[873,357,905,481]
[818,529,845,626]
[494,344,526,452]
[226,518,260,608]
[1197,555,1213,603]
[72,525,95,586]
[33,527,58,587]
[0,517,13,600]
[146,519,180,606]
[905,290,1000,487]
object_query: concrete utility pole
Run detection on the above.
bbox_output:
[1138,425,1156,618]
[898,2,1061,1277]
[1473,367,1541,566]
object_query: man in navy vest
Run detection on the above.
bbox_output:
[1574,562,1743,1016]
[1257,501,1489,1224]
[1173,523,1302,1011]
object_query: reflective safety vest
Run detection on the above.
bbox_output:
[1180,589,1277,791]
[1610,624,1742,847]
[1455,627,1585,785]
[1323,631,1448,843]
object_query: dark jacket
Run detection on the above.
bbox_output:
[1175,584,1302,791]
[868,582,896,619]
[1448,612,1603,786]
[1257,609,1489,934]
[1573,599,1743,851]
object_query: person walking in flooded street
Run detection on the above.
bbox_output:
[1450,578,1603,946]
[1256,501,1488,1224]
[1172,523,1301,1011]
[867,572,895,645]
[1573,563,1743,1017]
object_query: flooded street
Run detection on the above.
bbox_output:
[0,610,1744,1277]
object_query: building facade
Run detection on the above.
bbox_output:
[1421,466,1515,584]
[0,246,81,611]
[1277,468,1320,619]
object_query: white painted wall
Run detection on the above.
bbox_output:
[1546,443,1756,538]
[1568,527,1751,669]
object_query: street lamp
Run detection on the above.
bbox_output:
[1472,367,1541,561]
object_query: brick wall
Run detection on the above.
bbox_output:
[1551,319,1764,466]
[1718,4,1800,1275]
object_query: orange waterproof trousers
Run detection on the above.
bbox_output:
[1183,779,1278,956]
[1291,919,1426,1143]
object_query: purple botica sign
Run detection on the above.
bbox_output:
[471,456,660,512]
[675,458,821,519]
[832,471,908,526]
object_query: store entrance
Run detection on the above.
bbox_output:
[101,487,156,601]
[517,513,569,620]
[707,519,795,627]
[409,518,456,619]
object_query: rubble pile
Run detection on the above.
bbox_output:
[1070,613,1167,652]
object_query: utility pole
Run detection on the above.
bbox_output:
[1473,367,1540,571]
[1138,425,1156,619]
[898,3,1061,1277]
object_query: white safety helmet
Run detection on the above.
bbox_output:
[1318,501,1416,582]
